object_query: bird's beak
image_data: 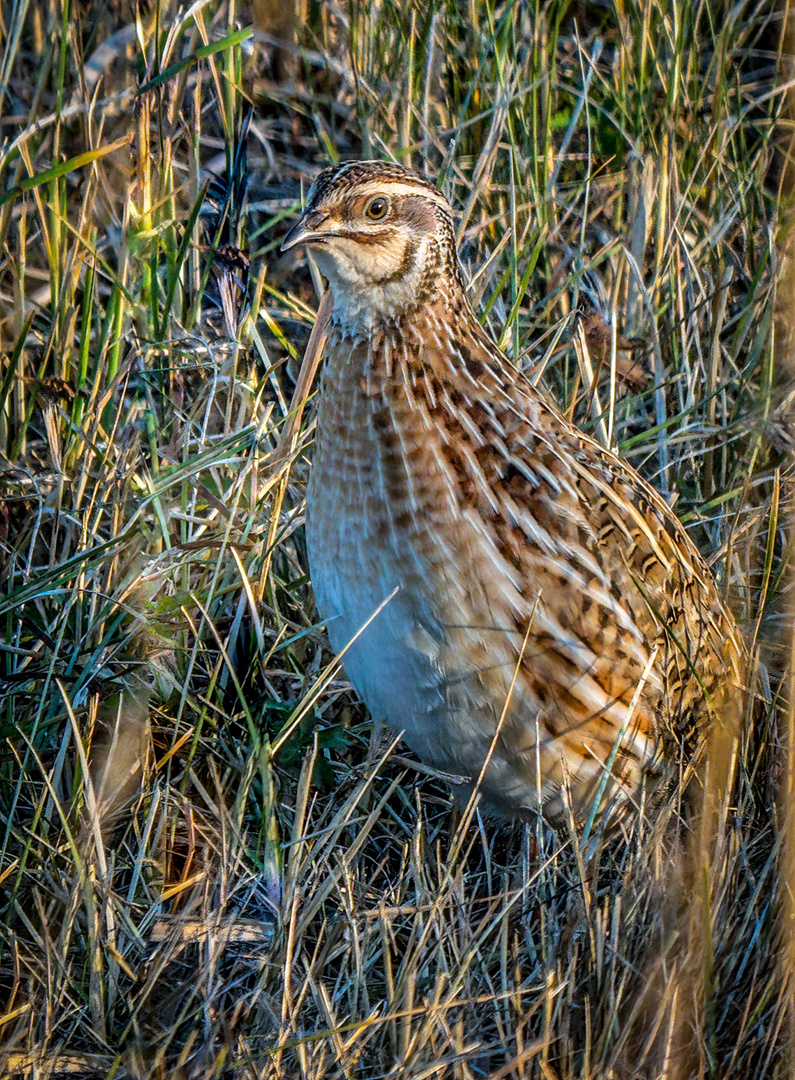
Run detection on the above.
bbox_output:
[280,211,334,252]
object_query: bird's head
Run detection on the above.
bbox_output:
[281,160,461,334]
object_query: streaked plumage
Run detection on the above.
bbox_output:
[281,160,746,823]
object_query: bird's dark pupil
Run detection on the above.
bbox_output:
[369,199,386,218]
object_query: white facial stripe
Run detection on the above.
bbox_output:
[332,179,451,212]
[356,181,450,208]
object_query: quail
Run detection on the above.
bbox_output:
[281,160,746,823]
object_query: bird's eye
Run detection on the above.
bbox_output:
[365,196,390,221]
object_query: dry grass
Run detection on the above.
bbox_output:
[0,1,790,1076]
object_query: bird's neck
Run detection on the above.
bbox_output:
[328,283,421,337]
[322,286,507,409]
[324,232,467,339]
[329,275,469,343]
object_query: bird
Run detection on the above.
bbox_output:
[280,159,747,825]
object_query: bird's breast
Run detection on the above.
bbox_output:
[305,335,526,761]
[307,335,470,654]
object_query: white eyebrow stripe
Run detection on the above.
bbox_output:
[342,180,451,211]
